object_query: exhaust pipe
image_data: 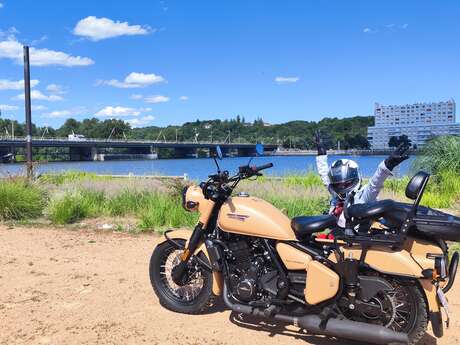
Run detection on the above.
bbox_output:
[223,283,408,345]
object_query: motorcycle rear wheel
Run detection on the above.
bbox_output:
[149,240,214,314]
[341,278,428,345]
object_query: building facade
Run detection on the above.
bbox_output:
[367,99,459,148]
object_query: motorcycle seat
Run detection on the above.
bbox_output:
[291,215,337,238]
[347,199,397,220]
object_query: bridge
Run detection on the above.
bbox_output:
[0,137,278,161]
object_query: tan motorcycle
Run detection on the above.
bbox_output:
[149,145,459,345]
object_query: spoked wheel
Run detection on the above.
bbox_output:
[340,278,428,345]
[149,240,214,314]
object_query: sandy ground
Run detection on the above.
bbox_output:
[1,226,459,345]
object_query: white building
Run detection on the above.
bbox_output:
[367,99,460,148]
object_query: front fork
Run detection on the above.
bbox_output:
[171,223,204,285]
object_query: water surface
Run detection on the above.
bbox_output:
[0,155,415,181]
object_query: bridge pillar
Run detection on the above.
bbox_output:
[174,147,198,158]
[237,148,257,157]
[69,147,93,161]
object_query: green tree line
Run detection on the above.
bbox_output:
[0,115,373,149]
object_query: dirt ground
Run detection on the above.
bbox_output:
[1,226,459,345]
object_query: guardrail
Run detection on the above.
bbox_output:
[0,136,269,145]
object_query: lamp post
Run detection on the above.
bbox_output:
[23,46,33,179]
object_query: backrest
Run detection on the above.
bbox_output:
[406,171,430,201]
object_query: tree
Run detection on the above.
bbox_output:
[389,135,411,148]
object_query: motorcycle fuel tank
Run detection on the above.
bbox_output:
[218,196,296,241]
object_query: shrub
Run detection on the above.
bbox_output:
[413,135,460,175]
[284,172,323,189]
[137,193,198,231]
[39,171,102,185]
[0,179,45,220]
[105,190,148,216]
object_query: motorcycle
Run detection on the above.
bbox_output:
[149,144,459,345]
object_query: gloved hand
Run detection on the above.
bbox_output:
[314,130,327,156]
[385,143,410,171]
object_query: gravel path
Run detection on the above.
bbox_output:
[1,226,459,345]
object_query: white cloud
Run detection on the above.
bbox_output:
[43,110,71,118]
[0,104,19,111]
[0,79,39,90]
[274,76,299,84]
[144,95,169,103]
[96,106,141,117]
[0,37,94,66]
[12,90,63,101]
[127,115,155,127]
[32,105,48,111]
[179,96,189,101]
[46,84,66,94]
[98,72,166,88]
[73,16,152,41]
[364,24,408,34]
[130,94,143,100]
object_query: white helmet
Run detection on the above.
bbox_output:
[328,159,361,200]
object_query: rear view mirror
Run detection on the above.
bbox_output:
[216,145,223,160]
[255,143,264,156]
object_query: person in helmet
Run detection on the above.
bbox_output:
[315,131,410,228]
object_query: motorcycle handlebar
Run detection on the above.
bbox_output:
[254,162,273,172]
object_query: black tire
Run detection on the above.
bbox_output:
[400,283,428,345]
[343,278,428,345]
[149,240,214,314]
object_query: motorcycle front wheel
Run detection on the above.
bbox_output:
[149,239,214,314]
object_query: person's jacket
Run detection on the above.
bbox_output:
[315,155,392,228]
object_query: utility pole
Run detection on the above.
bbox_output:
[23,46,33,179]
[175,128,178,143]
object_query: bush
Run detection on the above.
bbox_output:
[414,136,460,175]
[137,193,198,231]
[0,179,45,220]
[268,196,328,218]
[39,170,102,185]
[284,172,323,189]
[47,190,105,224]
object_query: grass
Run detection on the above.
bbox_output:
[413,136,460,175]
[0,179,46,221]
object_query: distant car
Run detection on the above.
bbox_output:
[68,133,86,141]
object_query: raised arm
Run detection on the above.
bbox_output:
[360,143,410,201]
[314,130,329,186]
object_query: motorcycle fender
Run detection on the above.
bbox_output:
[160,229,223,296]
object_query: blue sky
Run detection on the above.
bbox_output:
[0,0,458,128]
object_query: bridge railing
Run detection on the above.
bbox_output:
[0,136,275,146]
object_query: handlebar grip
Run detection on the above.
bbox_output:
[256,163,273,172]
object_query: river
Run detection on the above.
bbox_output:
[0,155,416,180]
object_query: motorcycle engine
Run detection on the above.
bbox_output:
[227,238,270,302]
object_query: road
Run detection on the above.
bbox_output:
[1,226,458,345]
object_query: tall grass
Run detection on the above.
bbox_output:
[413,136,460,175]
[284,172,323,188]
[0,179,45,220]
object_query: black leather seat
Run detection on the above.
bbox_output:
[348,199,396,220]
[291,215,337,238]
